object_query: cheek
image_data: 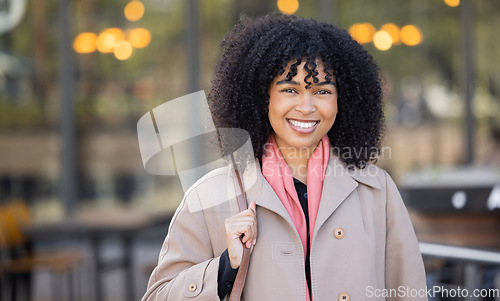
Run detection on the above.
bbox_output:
[268,98,288,120]
[267,102,281,129]
[321,100,338,121]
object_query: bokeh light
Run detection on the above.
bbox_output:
[277,0,299,15]
[105,28,125,44]
[114,41,133,60]
[348,23,376,44]
[127,28,152,48]
[73,33,97,54]
[373,31,393,51]
[381,23,400,45]
[400,25,423,46]
[444,0,460,7]
[96,32,115,53]
[124,1,145,21]
[96,28,126,53]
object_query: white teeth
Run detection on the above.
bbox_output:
[287,119,318,128]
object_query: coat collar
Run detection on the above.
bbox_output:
[226,152,382,235]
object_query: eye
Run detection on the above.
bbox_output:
[316,90,332,95]
[281,88,297,94]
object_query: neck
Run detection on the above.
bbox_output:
[275,141,316,184]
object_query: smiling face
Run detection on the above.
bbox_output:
[268,60,338,156]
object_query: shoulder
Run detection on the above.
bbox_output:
[349,163,401,195]
[184,166,230,195]
[344,162,407,211]
[340,162,411,224]
[329,155,392,191]
[181,166,232,213]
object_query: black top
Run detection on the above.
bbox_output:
[293,178,312,294]
[217,249,239,298]
[217,178,312,299]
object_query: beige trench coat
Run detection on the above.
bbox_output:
[142,154,428,301]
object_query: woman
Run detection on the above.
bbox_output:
[143,13,427,301]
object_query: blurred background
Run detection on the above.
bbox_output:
[0,0,499,300]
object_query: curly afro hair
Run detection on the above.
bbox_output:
[207,12,385,169]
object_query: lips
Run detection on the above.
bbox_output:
[286,118,319,133]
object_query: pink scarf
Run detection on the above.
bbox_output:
[262,135,330,300]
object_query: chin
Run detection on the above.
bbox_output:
[285,138,321,150]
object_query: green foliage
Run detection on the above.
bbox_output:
[0,98,48,130]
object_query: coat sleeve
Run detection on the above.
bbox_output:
[384,171,428,301]
[141,187,222,301]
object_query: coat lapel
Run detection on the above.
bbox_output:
[255,180,297,230]
[313,154,382,238]
[312,156,358,239]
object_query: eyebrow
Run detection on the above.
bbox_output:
[275,79,336,86]
[317,81,336,87]
[276,79,300,85]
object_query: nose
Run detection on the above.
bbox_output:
[295,93,316,114]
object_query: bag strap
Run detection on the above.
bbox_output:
[228,166,251,301]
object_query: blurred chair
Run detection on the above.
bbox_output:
[0,200,83,301]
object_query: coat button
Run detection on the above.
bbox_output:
[188,283,197,292]
[338,292,350,301]
[334,228,345,239]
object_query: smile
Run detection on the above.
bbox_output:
[287,119,319,129]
